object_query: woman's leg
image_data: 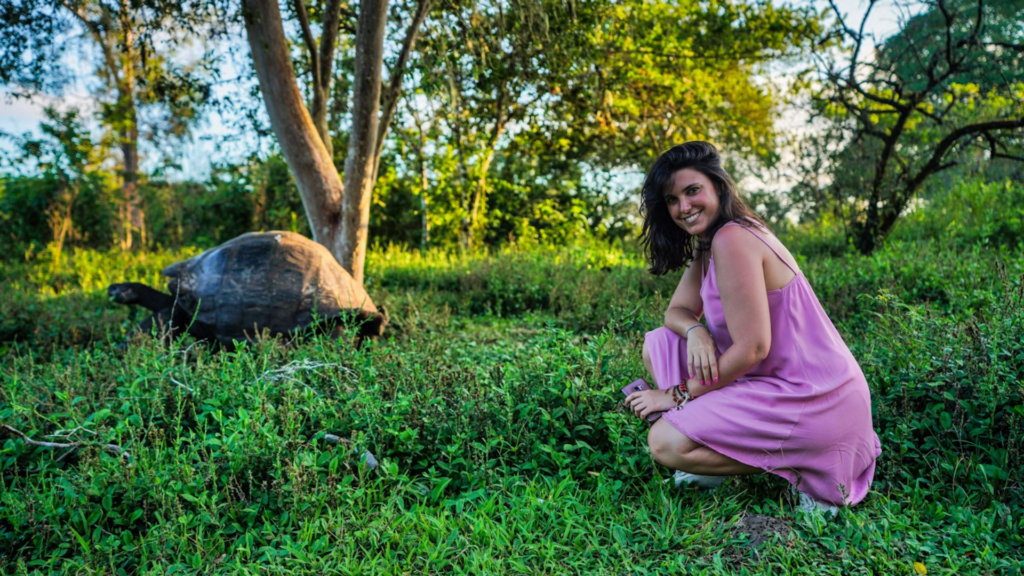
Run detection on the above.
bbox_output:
[643,330,759,476]
[642,339,656,384]
[647,418,762,476]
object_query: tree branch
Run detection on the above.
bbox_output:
[984,41,1024,53]
[907,118,1024,192]
[63,2,122,87]
[318,0,342,94]
[339,0,389,283]
[371,0,435,180]
[291,0,320,89]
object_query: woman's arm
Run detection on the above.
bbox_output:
[664,256,704,334]
[687,226,772,398]
[664,254,720,385]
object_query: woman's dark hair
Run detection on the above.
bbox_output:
[639,141,768,275]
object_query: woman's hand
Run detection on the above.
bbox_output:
[685,378,711,399]
[623,388,676,420]
[686,326,718,385]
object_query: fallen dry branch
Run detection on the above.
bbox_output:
[1,424,129,459]
[169,376,195,394]
[257,360,357,396]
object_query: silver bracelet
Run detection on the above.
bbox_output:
[684,324,708,338]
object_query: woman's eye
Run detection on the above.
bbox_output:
[687,187,700,195]
[666,196,676,205]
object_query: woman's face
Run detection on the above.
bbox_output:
[664,168,720,238]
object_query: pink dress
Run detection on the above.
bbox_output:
[645,222,881,506]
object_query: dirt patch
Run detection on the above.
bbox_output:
[734,513,791,548]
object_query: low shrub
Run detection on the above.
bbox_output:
[892,178,1024,250]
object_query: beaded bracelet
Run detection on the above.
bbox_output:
[670,383,691,410]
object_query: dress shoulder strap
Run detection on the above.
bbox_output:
[721,221,798,275]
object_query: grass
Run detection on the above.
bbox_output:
[0,237,1022,574]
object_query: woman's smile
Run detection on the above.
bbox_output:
[665,168,720,237]
[682,210,702,224]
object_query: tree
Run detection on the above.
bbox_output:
[400,0,819,248]
[565,0,821,166]
[812,0,1024,253]
[241,0,432,284]
[1,0,213,250]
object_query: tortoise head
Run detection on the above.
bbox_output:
[357,306,390,339]
[108,282,144,305]
[108,282,175,312]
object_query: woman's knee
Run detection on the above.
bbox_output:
[645,327,674,346]
[643,326,674,364]
[647,424,697,465]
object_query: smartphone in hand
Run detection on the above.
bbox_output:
[621,378,664,423]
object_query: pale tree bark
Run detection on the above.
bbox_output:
[465,87,506,249]
[339,0,388,284]
[291,0,341,159]
[118,0,143,248]
[243,0,345,255]
[244,0,434,285]
[118,22,143,248]
[370,0,434,183]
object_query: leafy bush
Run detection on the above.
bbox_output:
[892,177,1024,249]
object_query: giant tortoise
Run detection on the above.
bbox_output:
[108,231,388,348]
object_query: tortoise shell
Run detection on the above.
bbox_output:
[163,231,378,346]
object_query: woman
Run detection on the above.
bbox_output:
[623,141,881,510]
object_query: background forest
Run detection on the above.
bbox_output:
[0,0,1023,573]
[1,0,1017,256]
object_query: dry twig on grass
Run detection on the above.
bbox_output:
[169,376,194,393]
[1,424,129,459]
[257,360,356,396]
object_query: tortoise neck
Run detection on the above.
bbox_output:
[127,283,176,312]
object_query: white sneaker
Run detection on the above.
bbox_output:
[792,486,838,517]
[671,470,728,490]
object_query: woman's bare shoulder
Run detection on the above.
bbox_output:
[710,223,762,257]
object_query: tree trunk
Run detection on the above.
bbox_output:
[339,0,388,285]
[119,2,143,250]
[370,0,434,184]
[121,136,142,249]
[242,0,346,261]
[466,142,500,249]
[466,89,507,249]
[418,134,429,249]
[244,0,389,284]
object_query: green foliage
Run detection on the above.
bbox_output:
[0,108,121,252]
[144,155,309,249]
[859,286,1024,506]
[892,177,1024,249]
[368,0,822,248]
[0,247,199,352]
[0,149,312,255]
[570,0,820,164]
[1,228,1023,572]
[802,0,1024,253]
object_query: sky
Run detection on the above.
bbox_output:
[0,0,916,188]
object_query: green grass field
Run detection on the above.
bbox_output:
[1,239,1022,574]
